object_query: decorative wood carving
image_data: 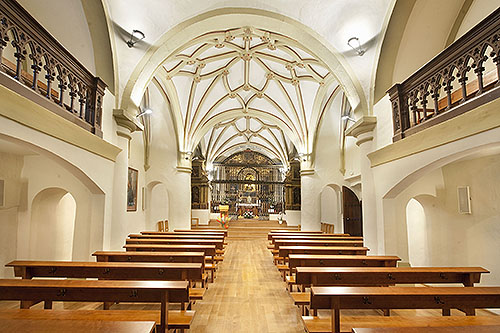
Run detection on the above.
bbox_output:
[0,0,106,137]
[387,8,500,142]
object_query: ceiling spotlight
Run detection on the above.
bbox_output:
[126,29,145,48]
[136,108,152,118]
[347,37,365,56]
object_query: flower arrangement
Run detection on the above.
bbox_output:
[243,210,254,219]
[216,215,231,229]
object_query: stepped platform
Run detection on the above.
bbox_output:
[193,219,299,239]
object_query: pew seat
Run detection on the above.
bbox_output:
[302,315,500,333]
[352,326,500,333]
[0,318,156,333]
[189,287,206,301]
[0,308,195,330]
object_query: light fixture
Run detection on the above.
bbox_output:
[126,30,145,48]
[136,108,152,118]
[342,115,356,123]
[347,37,365,56]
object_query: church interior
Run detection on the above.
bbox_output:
[0,0,499,331]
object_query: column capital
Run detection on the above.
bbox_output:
[177,151,192,173]
[345,115,377,146]
[299,153,315,175]
[113,108,144,133]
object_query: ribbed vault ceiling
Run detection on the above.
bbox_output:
[151,26,342,165]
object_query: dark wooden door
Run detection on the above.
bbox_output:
[342,186,362,236]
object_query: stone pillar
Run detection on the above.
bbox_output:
[169,151,192,230]
[110,109,143,249]
[345,116,379,253]
[300,154,321,231]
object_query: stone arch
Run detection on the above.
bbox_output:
[146,181,169,231]
[120,8,367,117]
[29,188,77,260]
[320,184,342,233]
[405,196,433,267]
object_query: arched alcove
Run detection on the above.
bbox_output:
[406,198,429,267]
[320,184,341,233]
[29,188,76,260]
[147,182,169,230]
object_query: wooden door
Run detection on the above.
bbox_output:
[342,186,362,236]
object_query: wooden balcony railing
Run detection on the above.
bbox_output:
[388,8,500,142]
[0,0,106,137]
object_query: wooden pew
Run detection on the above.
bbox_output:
[352,326,500,333]
[0,318,157,333]
[123,244,218,282]
[306,316,500,333]
[6,260,205,310]
[130,233,225,240]
[0,279,189,333]
[273,240,364,250]
[92,251,208,287]
[306,286,500,333]
[93,251,205,266]
[285,255,401,291]
[270,230,326,234]
[123,244,216,257]
[0,308,194,332]
[173,229,228,237]
[293,266,490,316]
[270,235,364,243]
[279,246,369,260]
[141,231,226,239]
[267,231,326,240]
[125,238,224,250]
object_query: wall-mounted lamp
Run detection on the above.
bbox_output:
[342,115,356,123]
[127,29,145,48]
[347,37,365,56]
[136,108,152,118]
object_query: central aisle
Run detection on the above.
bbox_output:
[190,235,304,332]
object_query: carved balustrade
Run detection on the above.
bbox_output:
[0,0,106,137]
[388,8,500,141]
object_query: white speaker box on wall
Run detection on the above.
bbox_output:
[457,186,471,214]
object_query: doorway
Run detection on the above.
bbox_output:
[342,186,362,236]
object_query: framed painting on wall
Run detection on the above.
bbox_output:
[127,167,138,211]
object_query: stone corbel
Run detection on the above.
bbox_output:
[345,116,377,146]
[114,108,144,158]
[113,108,144,133]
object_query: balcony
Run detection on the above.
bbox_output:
[0,0,106,137]
[388,8,500,142]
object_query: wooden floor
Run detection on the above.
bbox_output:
[189,236,304,332]
[0,222,498,332]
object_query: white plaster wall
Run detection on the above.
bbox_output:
[392,0,463,84]
[284,210,301,227]
[29,189,76,261]
[0,116,115,254]
[0,152,23,278]
[455,0,500,41]
[320,186,339,227]
[106,0,392,106]
[371,94,393,150]
[17,155,96,261]
[192,209,210,225]
[143,83,192,231]
[147,182,169,230]
[405,198,429,267]
[17,0,97,75]
[388,154,500,286]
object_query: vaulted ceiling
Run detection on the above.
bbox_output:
[151,27,342,165]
